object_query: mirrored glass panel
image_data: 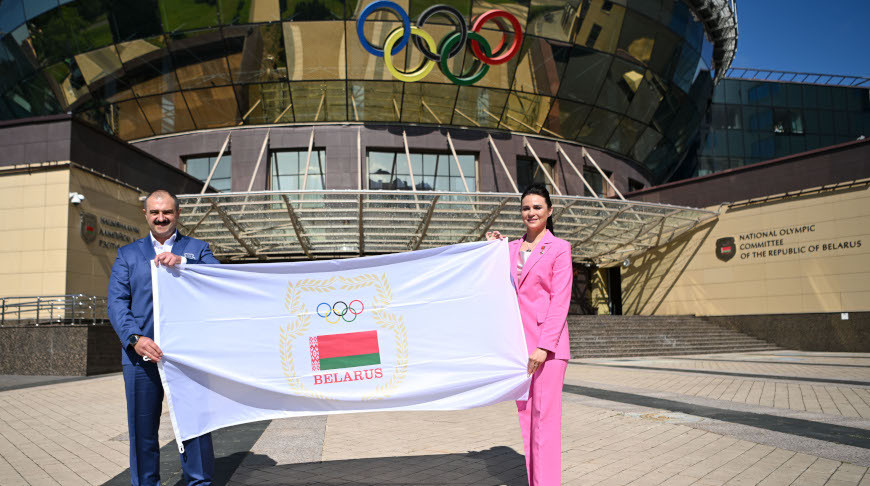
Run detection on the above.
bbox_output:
[113,99,155,139]
[75,45,124,87]
[575,107,620,146]
[2,72,61,117]
[511,37,570,96]
[27,9,74,67]
[348,81,403,122]
[23,0,57,20]
[42,58,87,109]
[224,23,287,84]
[596,57,643,113]
[107,0,163,43]
[236,82,293,125]
[159,0,219,33]
[399,82,457,124]
[526,0,583,43]
[281,0,345,21]
[625,70,663,124]
[606,116,644,153]
[184,86,240,128]
[217,0,256,24]
[543,98,591,139]
[573,0,625,53]
[284,21,345,81]
[557,46,610,104]
[0,0,26,36]
[471,0,528,34]
[345,19,405,81]
[117,36,178,99]
[451,86,508,128]
[138,91,196,134]
[290,81,346,122]
[500,92,552,134]
[57,2,114,53]
[168,28,232,89]
[630,126,662,161]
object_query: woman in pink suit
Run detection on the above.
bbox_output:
[487,183,571,486]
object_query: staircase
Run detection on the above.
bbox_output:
[569,315,780,358]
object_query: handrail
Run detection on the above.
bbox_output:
[0,294,109,326]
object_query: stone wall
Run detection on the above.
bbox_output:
[0,325,120,376]
[708,312,870,352]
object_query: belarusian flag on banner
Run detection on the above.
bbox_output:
[152,239,530,448]
[310,330,381,371]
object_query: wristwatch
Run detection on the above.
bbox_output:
[128,334,141,348]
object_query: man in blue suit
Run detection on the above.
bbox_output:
[108,189,219,486]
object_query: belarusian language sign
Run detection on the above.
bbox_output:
[153,240,529,450]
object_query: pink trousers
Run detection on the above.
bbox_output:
[517,358,568,486]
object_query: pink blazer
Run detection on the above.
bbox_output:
[509,230,572,360]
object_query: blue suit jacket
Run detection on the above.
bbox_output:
[108,232,220,365]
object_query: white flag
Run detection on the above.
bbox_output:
[153,239,530,448]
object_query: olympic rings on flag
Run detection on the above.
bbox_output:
[316,300,366,323]
[356,2,522,85]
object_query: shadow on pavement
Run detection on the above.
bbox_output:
[102,420,272,486]
[227,446,528,485]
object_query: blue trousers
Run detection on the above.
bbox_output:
[122,361,214,486]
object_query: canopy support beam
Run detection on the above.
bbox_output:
[402,130,420,209]
[200,133,231,194]
[487,135,518,193]
[281,195,312,259]
[523,137,562,195]
[210,201,255,257]
[411,196,440,250]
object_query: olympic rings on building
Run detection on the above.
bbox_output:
[413,5,467,62]
[357,1,411,57]
[383,26,438,82]
[356,2,522,85]
[316,299,366,323]
[439,32,491,86]
[470,10,523,65]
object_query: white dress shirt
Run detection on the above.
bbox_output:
[150,231,187,265]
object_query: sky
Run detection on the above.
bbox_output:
[729,0,870,78]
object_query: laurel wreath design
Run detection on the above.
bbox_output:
[279,273,408,400]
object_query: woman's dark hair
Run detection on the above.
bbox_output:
[520,183,554,234]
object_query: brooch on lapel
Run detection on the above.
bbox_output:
[184,252,194,259]
[540,246,547,256]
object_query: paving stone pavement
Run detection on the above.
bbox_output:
[0,350,868,485]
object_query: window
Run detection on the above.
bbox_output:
[773,109,804,134]
[585,25,602,48]
[368,151,476,192]
[627,178,645,192]
[517,157,557,194]
[185,154,232,192]
[271,149,326,190]
[582,166,612,197]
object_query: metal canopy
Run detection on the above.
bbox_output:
[177,191,716,266]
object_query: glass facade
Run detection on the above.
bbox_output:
[185,153,232,192]
[696,79,870,176]
[0,0,727,183]
[368,151,476,191]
